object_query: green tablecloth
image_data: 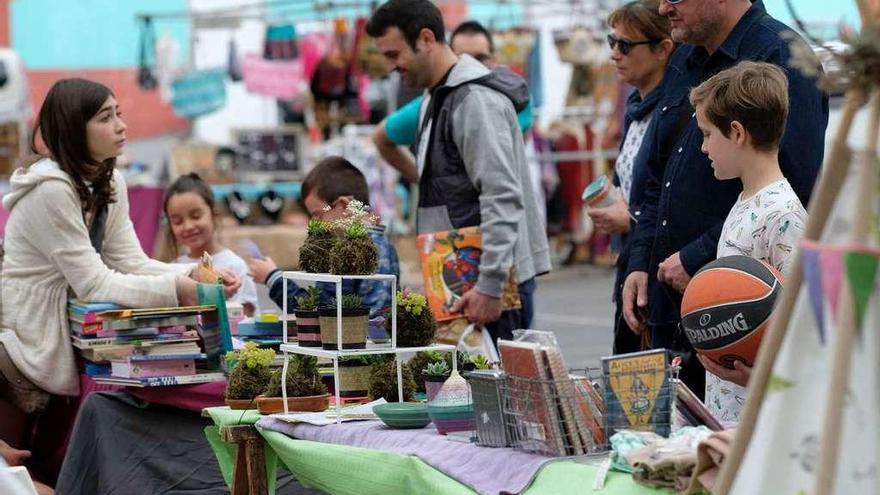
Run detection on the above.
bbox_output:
[204,406,671,495]
[257,427,670,495]
[204,406,281,493]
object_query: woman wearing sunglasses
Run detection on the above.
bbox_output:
[588,0,676,355]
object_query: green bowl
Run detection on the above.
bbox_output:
[374,402,431,429]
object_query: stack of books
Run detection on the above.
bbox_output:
[69,300,226,387]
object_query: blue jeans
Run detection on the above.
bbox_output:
[485,278,537,344]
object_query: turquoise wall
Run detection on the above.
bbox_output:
[10,0,189,69]
[8,0,855,70]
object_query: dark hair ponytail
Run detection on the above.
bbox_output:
[163,172,217,258]
[31,78,118,216]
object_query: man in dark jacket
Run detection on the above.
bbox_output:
[621,0,828,395]
[367,0,551,342]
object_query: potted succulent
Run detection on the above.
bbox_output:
[407,350,444,394]
[388,290,436,347]
[338,356,372,398]
[368,355,416,402]
[319,294,369,350]
[299,219,336,273]
[328,200,378,275]
[294,286,322,348]
[423,360,452,403]
[224,342,275,409]
[470,354,493,370]
[257,355,329,414]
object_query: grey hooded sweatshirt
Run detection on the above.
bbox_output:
[415,54,551,298]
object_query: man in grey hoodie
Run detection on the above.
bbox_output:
[367,0,551,342]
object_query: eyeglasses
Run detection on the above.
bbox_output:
[607,34,657,55]
[664,0,686,4]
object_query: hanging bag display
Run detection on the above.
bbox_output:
[137,16,159,91]
[227,38,243,82]
[170,68,227,119]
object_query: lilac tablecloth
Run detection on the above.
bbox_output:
[257,417,556,495]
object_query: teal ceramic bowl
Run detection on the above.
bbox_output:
[374,403,431,429]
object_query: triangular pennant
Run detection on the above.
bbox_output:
[800,245,826,344]
[843,251,880,331]
[819,248,844,321]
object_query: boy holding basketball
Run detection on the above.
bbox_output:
[689,61,807,423]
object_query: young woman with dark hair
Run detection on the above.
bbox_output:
[0,78,239,486]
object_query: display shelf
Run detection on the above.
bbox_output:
[278,343,457,359]
[278,271,457,422]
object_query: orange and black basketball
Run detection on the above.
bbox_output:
[681,255,783,369]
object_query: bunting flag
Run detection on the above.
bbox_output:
[820,247,845,321]
[844,250,880,332]
[730,156,880,495]
[800,243,826,343]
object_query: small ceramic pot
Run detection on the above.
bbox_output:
[294,309,321,347]
[319,306,368,350]
[255,393,330,414]
[225,398,257,410]
[338,361,371,398]
[425,375,449,403]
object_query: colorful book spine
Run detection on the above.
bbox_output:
[111,358,197,378]
[93,372,225,387]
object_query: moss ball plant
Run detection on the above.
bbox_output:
[368,355,416,402]
[263,355,328,398]
[329,223,378,275]
[299,219,336,273]
[225,342,275,401]
[389,290,436,347]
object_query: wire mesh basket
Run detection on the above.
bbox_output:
[468,370,515,447]
[502,374,608,457]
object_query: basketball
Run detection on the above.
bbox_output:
[680,255,783,369]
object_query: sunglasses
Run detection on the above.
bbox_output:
[607,34,658,55]
[665,0,686,4]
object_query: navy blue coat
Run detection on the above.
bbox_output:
[626,1,829,346]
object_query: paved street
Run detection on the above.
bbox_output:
[531,264,616,369]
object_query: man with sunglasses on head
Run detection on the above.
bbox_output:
[621,0,828,397]
[367,1,550,343]
[372,20,534,184]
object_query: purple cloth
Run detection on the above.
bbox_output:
[257,416,555,495]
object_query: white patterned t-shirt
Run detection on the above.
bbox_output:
[614,115,651,204]
[706,178,807,425]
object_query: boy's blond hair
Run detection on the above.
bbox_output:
[689,61,789,152]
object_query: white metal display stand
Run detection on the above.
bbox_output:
[278,271,457,422]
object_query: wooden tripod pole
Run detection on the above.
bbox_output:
[813,91,880,495]
[714,87,865,494]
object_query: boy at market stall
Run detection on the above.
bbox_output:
[249,156,400,317]
[689,61,807,424]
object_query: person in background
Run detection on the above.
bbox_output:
[621,0,828,397]
[0,78,239,488]
[587,0,676,355]
[249,156,400,317]
[367,0,550,341]
[690,61,806,423]
[164,172,260,317]
[372,20,534,184]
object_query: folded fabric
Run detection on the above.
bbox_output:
[609,430,664,473]
[684,428,736,494]
[623,426,712,490]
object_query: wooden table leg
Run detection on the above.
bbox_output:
[221,425,268,495]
